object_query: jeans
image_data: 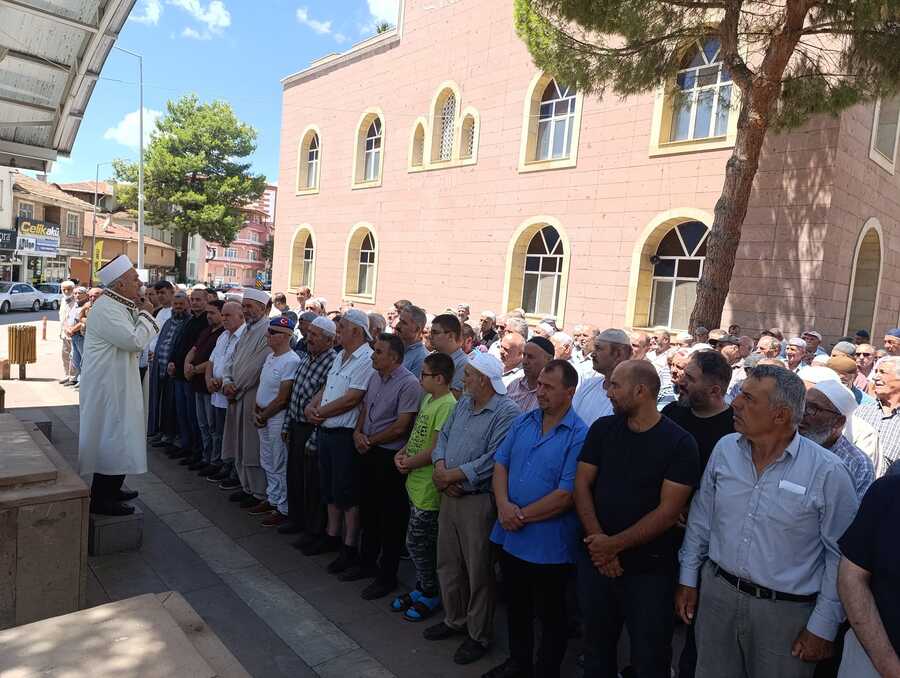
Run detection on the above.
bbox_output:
[194,392,214,461]
[359,445,410,584]
[210,405,227,464]
[174,379,200,453]
[577,548,675,678]
[71,333,84,377]
[501,550,570,678]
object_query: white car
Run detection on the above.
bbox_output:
[0,282,43,313]
[35,283,62,310]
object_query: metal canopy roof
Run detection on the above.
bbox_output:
[0,0,137,172]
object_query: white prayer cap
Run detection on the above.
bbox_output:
[343,308,372,340]
[74,286,87,294]
[97,254,133,285]
[480,310,496,320]
[689,343,714,353]
[811,354,830,366]
[676,331,693,343]
[242,287,270,305]
[811,380,857,419]
[191,283,208,291]
[311,316,336,336]
[468,351,507,395]
[798,366,840,384]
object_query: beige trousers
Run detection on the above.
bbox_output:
[436,493,496,646]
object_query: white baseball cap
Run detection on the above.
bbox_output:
[343,308,372,340]
[468,351,507,395]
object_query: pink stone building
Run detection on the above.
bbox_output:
[271,0,900,341]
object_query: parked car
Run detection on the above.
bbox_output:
[0,283,43,313]
[35,282,62,310]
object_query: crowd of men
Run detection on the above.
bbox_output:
[69,277,900,678]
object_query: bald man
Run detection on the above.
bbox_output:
[575,360,700,677]
[499,331,525,385]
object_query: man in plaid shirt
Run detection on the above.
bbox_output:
[280,316,338,546]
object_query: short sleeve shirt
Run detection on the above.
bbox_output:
[839,475,900,654]
[405,392,457,510]
[578,414,700,572]
[256,351,301,408]
[661,403,735,470]
[361,365,423,450]
[321,343,375,429]
[449,348,467,392]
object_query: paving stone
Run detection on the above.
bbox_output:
[89,552,167,601]
[180,526,258,574]
[315,649,395,678]
[180,487,268,539]
[160,508,214,534]
[137,483,194,516]
[89,506,144,555]
[236,531,308,575]
[84,567,110,608]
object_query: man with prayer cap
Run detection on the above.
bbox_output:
[799,381,875,499]
[78,255,159,515]
[572,329,633,426]
[221,287,272,508]
[884,328,900,357]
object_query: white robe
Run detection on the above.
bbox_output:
[78,291,160,476]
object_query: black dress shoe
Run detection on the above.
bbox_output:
[117,489,139,501]
[187,460,207,471]
[294,532,319,549]
[239,495,260,508]
[299,534,341,555]
[178,452,199,465]
[361,579,396,600]
[228,489,251,502]
[423,621,466,641]
[90,501,136,516]
[276,521,303,535]
[338,564,378,582]
[327,546,357,574]
[208,466,231,482]
[481,658,531,678]
[454,637,488,665]
[197,464,220,477]
[219,478,242,491]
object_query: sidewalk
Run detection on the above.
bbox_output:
[1,321,581,678]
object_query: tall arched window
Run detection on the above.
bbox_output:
[438,93,456,161]
[523,226,565,316]
[845,221,883,335]
[671,38,732,142]
[411,122,425,168]
[364,119,382,181]
[289,227,315,289]
[537,80,577,161]
[357,232,375,296]
[344,225,378,300]
[306,134,319,189]
[649,221,709,329]
[460,113,476,161]
[296,126,321,194]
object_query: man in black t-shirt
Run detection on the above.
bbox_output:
[837,474,900,676]
[574,360,700,678]
[168,287,209,464]
[661,349,734,678]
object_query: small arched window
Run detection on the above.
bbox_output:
[411,122,425,168]
[357,233,376,296]
[364,119,382,182]
[289,227,315,290]
[296,127,321,193]
[523,226,565,316]
[305,134,319,189]
[670,38,732,142]
[438,93,456,161]
[537,80,577,161]
[460,114,476,161]
[649,221,709,329]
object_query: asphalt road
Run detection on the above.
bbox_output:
[0,309,56,326]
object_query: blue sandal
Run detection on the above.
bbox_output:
[390,589,421,612]
[403,593,441,622]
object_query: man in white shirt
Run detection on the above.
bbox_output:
[59,280,76,384]
[573,329,633,425]
[303,309,375,572]
[206,301,246,484]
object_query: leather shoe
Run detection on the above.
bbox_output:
[117,489,139,501]
[423,622,466,641]
[361,579,396,600]
[241,496,263,509]
[327,546,357,574]
[179,454,200,466]
[187,460,207,471]
[337,564,377,582]
[208,467,231,482]
[197,464,220,477]
[276,521,303,535]
[229,490,251,503]
[247,500,273,514]
[219,478,242,491]
[481,658,530,678]
[454,637,488,665]
[90,501,135,517]
[151,439,172,448]
[299,534,340,555]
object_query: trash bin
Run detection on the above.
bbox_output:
[8,325,36,380]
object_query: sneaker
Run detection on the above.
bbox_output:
[59,377,73,385]
[219,478,242,491]
[326,545,357,574]
[361,579,396,600]
[197,464,220,477]
[454,637,488,665]
[241,496,263,509]
[208,467,232,482]
[261,511,289,528]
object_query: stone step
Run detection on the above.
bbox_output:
[89,505,144,556]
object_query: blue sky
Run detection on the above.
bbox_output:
[47,0,401,187]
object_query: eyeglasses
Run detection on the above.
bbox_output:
[804,402,841,418]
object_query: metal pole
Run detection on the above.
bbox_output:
[137,53,144,271]
[90,162,99,286]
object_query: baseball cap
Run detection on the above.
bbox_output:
[831,341,856,357]
[716,334,740,346]
[886,328,900,338]
[468,351,507,395]
[343,308,372,340]
[269,315,295,334]
[802,330,823,341]
[299,311,317,323]
[787,337,807,349]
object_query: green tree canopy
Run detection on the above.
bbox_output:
[516,0,900,329]
[113,94,266,245]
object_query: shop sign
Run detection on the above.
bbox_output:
[16,218,60,257]
[0,229,17,250]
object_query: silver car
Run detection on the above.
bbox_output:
[0,282,43,313]
[35,283,62,310]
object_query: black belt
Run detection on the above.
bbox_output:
[713,563,817,603]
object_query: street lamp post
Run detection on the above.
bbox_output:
[113,46,144,271]
[90,161,113,286]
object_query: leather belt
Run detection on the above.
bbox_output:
[713,563,817,603]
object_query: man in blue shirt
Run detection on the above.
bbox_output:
[484,359,587,678]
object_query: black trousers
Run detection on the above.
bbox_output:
[91,473,126,505]
[286,422,321,532]
[359,445,410,583]
[577,549,675,678]
[501,550,570,678]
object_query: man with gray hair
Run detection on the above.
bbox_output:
[395,304,428,378]
[756,335,782,359]
[572,324,598,380]
[677,365,860,677]
[854,356,900,476]
[573,329,633,426]
[59,280,76,383]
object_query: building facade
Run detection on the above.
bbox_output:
[196,206,274,287]
[272,0,900,340]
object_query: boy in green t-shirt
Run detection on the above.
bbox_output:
[391,352,457,621]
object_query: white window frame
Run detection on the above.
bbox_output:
[66,212,80,237]
[869,97,900,174]
[307,134,320,189]
[364,119,382,182]
[250,231,260,243]
[302,236,314,288]
[669,39,733,143]
[225,248,238,259]
[248,250,258,261]
[536,81,577,161]
[649,225,709,330]
[522,226,565,317]
[357,233,376,296]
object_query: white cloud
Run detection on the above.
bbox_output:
[366,0,399,23]
[167,0,230,37]
[103,108,162,149]
[130,0,163,25]
[296,7,332,35]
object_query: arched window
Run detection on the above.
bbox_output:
[430,86,459,162]
[671,38,732,142]
[648,221,709,329]
[344,225,378,300]
[289,227,315,290]
[411,122,425,168]
[537,80,577,161]
[522,226,565,315]
[460,114,476,161]
[296,127,321,193]
[438,93,456,161]
[364,119,382,181]
[845,221,883,335]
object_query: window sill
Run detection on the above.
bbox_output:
[295,187,320,197]
[343,293,376,305]
[649,135,733,157]
[351,179,383,190]
[407,157,477,173]
[868,148,896,175]
[517,156,576,173]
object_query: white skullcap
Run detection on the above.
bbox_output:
[812,380,858,419]
[97,254,133,285]
[596,328,631,346]
[242,287,270,305]
[552,331,574,345]
[811,354,830,366]
[61,280,75,289]
[689,343,715,353]
[537,322,555,335]
[481,310,496,319]
[191,283,208,290]
[798,366,840,384]
[310,316,336,336]
[468,351,507,395]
